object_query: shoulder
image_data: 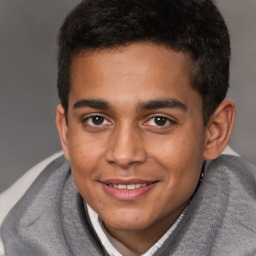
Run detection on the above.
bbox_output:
[206,154,256,191]
[1,155,71,250]
[204,155,256,208]
[2,154,70,223]
[165,156,256,255]
[200,155,256,252]
[0,151,64,224]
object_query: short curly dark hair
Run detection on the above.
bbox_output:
[57,0,230,124]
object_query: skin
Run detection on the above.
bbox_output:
[56,42,235,255]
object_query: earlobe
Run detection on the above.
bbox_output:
[203,99,236,160]
[56,104,70,160]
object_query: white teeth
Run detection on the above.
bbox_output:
[127,184,136,190]
[110,184,147,190]
[118,184,127,189]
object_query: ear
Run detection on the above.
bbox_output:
[56,104,70,160]
[203,99,236,160]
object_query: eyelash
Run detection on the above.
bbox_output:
[82,114,112,127]
[144,115,176,127]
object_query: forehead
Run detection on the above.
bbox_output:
[69,42,200,111]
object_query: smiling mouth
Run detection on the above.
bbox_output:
[102,180,158,201]
[101,180,158,200]
[106,183,147,190]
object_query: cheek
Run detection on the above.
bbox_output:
[148,134,201,167]
[68,125,104,161]
[148,127,204,184]
[68,137,104,205]
[67,129,107,185]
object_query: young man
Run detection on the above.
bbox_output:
[2,0,256,255]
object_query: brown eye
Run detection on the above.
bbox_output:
[154,116,168,126]
[145,115,176,128]
[91,115,104,125]
[83,115,111,127]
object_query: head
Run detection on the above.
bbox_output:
[57,0,231,124]
[56,0,235,253]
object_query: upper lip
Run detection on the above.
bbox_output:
[100,179,159,185]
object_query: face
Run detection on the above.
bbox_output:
[58,43,207,240]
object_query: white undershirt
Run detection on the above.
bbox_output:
[87,204,185,256]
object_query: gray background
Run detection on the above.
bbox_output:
[0,0,255,193]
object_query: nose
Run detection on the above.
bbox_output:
[105,124,147,168]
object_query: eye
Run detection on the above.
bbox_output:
[83,115,111,127]
[145,116,175,127]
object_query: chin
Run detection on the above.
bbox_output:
[101,208,154,231]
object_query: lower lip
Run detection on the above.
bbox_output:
[101,183,157,201]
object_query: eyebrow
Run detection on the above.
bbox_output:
[137,99,188,112]
[73,99,110,110]
[73,98,187,112]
